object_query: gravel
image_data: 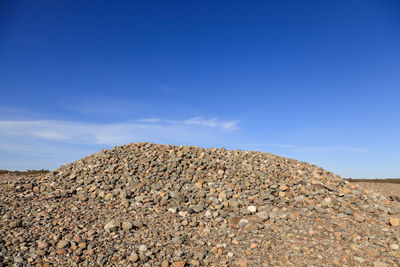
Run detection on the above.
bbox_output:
[0,142,399,266]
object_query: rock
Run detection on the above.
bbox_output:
[10,219,23,228]
[122,221,133,230]
[128,252,139,262]
[279,184,288,191]
[172,261,185,267]
[132,220,143,229]
[389,195,400,202]
[354,256,365,263]
[390,244,399,250]
[37,241,49,249]
[354,213,365,223]
[247,206,257,213]
[161,260,169,267]
[104,193,114,200]
[139,244,147,252]
[256,211,269,222]
[373,262,388,267]
[388,207,400,215]
[238,218,249,227]
[219,192,227,199]
[104,219,120,232]
[189,204,204,213]
[390,218,400,227]
[168,207,178,214]
[238,259,248,267]
[344,208,353,215]
[56,240,70,249]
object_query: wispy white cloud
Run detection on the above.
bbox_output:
[184,117,238,130]
[0,117,239,149]
[136,118,160,123]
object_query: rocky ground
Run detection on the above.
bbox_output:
[0,142,399,266]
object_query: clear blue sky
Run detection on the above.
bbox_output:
[1,0,399,178]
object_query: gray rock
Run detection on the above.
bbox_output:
[256,211,269,222]
[56,240,70,249]
[122,221,133,230]
[247,206,257,213]
[104,219,120,232]
[139,244,148,252]
[344,208,353,215]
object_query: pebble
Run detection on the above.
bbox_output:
[247,206,257,213]
[172,261,185,267]
[37,241,49,249]
[128,252,139,262]
[104,219,120,232]
[373,262,388,267]
[354,213,366,223]
[139,244,148,252]
[256,211,269,221]
[56,240,70,249]
[390,218,400,227]
[122,221,133,230]
[354,256,365,263]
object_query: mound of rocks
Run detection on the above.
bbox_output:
[1,142,399,266]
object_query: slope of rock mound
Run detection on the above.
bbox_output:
[1,142,399,266]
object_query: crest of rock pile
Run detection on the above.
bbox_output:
[1,142,399,266]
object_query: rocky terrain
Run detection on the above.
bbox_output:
[1,142,399,266]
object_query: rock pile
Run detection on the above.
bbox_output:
[1,142,399,266]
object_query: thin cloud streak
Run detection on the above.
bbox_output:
[0,117,239,148]
[184,117,238,130]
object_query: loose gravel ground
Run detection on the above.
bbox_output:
[1,142,399,266]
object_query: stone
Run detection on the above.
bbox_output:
[122,221,133,230]
[190,204,204,213]
[373,262,388,267]
[104,193,114,200]
[132,220,143,228]
[390,218,400,227]
[354,256,365,263]
[10,219,23,228]
[57,248,66,255]
[238,259,248,267]
[389,195,400,202]
[247,206,257,213]
[279,184,288,191]
[354,213,365,223]
[104,219,120,232]
[56,240,70,249]
[128,252,139,262]
[388,207,400,215]
[256,211,269,222]
[172,261,185,267]
[344,208,353,215]
[139,244,148,252]
[38,241,49,249]
[219,192,227,199]
[390,244,399,250]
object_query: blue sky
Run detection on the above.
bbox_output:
[0,0,399,178]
